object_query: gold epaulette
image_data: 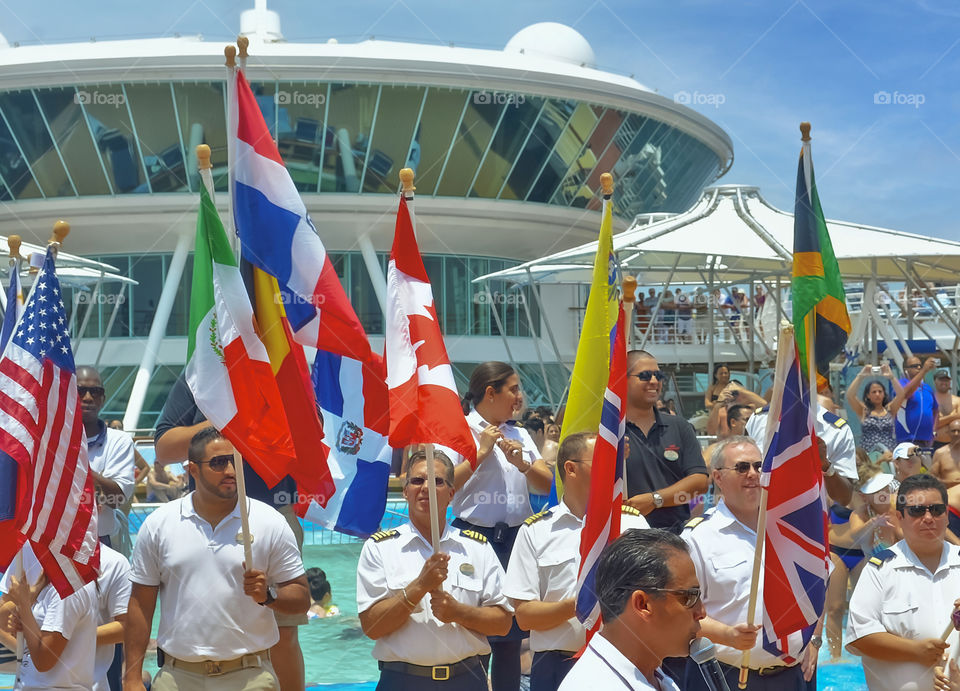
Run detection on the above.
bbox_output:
[461,529,488,544]
[370,529,400,542]
[523,510,552,526]
[684,516,706,530]
[621,505,641,517]
[868,549,895,567]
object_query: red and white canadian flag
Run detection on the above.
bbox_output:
[385,195,477,467]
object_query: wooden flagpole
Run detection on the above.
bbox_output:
[623,275,637,350]
[400,167,441,552]
[197,142,254,567]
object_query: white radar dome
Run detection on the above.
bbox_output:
[505,23,597,68]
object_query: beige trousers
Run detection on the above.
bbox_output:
[151,660,279,690]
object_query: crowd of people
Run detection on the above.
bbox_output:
[635,285,767,346]
[2,353,960,691]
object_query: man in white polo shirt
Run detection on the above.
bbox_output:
[123,427,309,691]
[504,432,649,691]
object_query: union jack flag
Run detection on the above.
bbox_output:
[575,302,626,641]
[759,335,829,662]
[0,248,99,597]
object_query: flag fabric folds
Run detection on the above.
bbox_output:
[0,248,99,597]
[758,333,829,663]
[186,181,303,493]
[385,195,476,465]
[252,267,335,509]
[792,138,851,377]
[304,350,392,537]
[230,68,371,363]
[556,189,619,496]
[0,257,24,355]
[575,302,627,640]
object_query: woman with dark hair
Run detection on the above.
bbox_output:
[846,363,926,453]
[305,567,339,619]
[703,364,731,410]
[442,361,552,690]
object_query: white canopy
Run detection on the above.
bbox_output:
[477,184,960,286]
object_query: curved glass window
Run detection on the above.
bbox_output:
[0,81,725,218]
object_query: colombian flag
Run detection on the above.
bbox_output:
[557,174,619,498]
[791,126,850,380]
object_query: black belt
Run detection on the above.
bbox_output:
[379,655,483,681]
[718,660,797,677]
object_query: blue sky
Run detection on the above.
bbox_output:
[2,0,959,240]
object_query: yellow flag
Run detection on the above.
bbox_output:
[556,184,619,496]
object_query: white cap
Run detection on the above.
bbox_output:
[893,442,918,460]
[859,472,894,495]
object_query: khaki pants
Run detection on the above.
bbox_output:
[151,660,279,690]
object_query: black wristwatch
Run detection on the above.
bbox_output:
[259,585,278,607]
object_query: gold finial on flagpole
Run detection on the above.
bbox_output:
[237,36,249,59]
[600,172,614,196]
[8,234,21,265]
[622,275,637,304]
[51,220,70,247]
[224,45,237,68]
[800,122,812,142]
[400,168,416,193]
[196,144,212,171]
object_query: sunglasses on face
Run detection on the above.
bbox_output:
[646,586,702,609]
[407,476,449,488]
[195,454,235,472]
[630,370,664,382]
[904,503,947,518]
[720,461,763,475]
[77,386,105,398]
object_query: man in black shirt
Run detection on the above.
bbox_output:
[154,373,306,691]
[623,350,709,532]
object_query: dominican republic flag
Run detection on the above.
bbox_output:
[0,248,99,597]
[0,256,23,355]
[304,351,392,538]
[186,180,329,499]
[575,302,626,640]
[385,194,476,466]
[759,334,829,662]
[230,68,371,363]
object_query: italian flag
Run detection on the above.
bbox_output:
[185,183,296,487]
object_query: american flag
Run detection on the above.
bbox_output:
[0,247,99,597]
[759,334,829,662]
[575,302,626,641]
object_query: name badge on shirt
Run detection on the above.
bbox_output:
[664,445,680,462]
[460,563,475,577]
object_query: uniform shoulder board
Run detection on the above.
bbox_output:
[523,510,552,526]
[370,529,400,542]
[621,505,642,517]
[868,548,895,567]
[756,405,769,415]
[684,516,706,530]
[823,410,846,428]
[461,529,488,544]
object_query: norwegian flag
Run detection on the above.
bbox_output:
[758,335,829,662]
[0,248,99,597]
[385,194,476,466]
[575,302,626,640]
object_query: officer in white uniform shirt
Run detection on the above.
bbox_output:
[558,529,704,691]
[681,436,819,690]
[77,366,136,548]
[847,473,960,691]
[746,396,855,505]
[504,432,649,691]
[0,545,98,691]
[123,427,309,691]
[357,449,512,690]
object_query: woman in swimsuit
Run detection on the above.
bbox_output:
[846,363,927,453]
[703,364,731,410]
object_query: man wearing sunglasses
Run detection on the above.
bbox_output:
[357,450,512,690]
[846,473,960,691]
[77,366,136,550]
[681,436,820,690]
[558,529,703,691]
[504,432,650,691]
[623,350,708,532]
[125,427,309,691]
